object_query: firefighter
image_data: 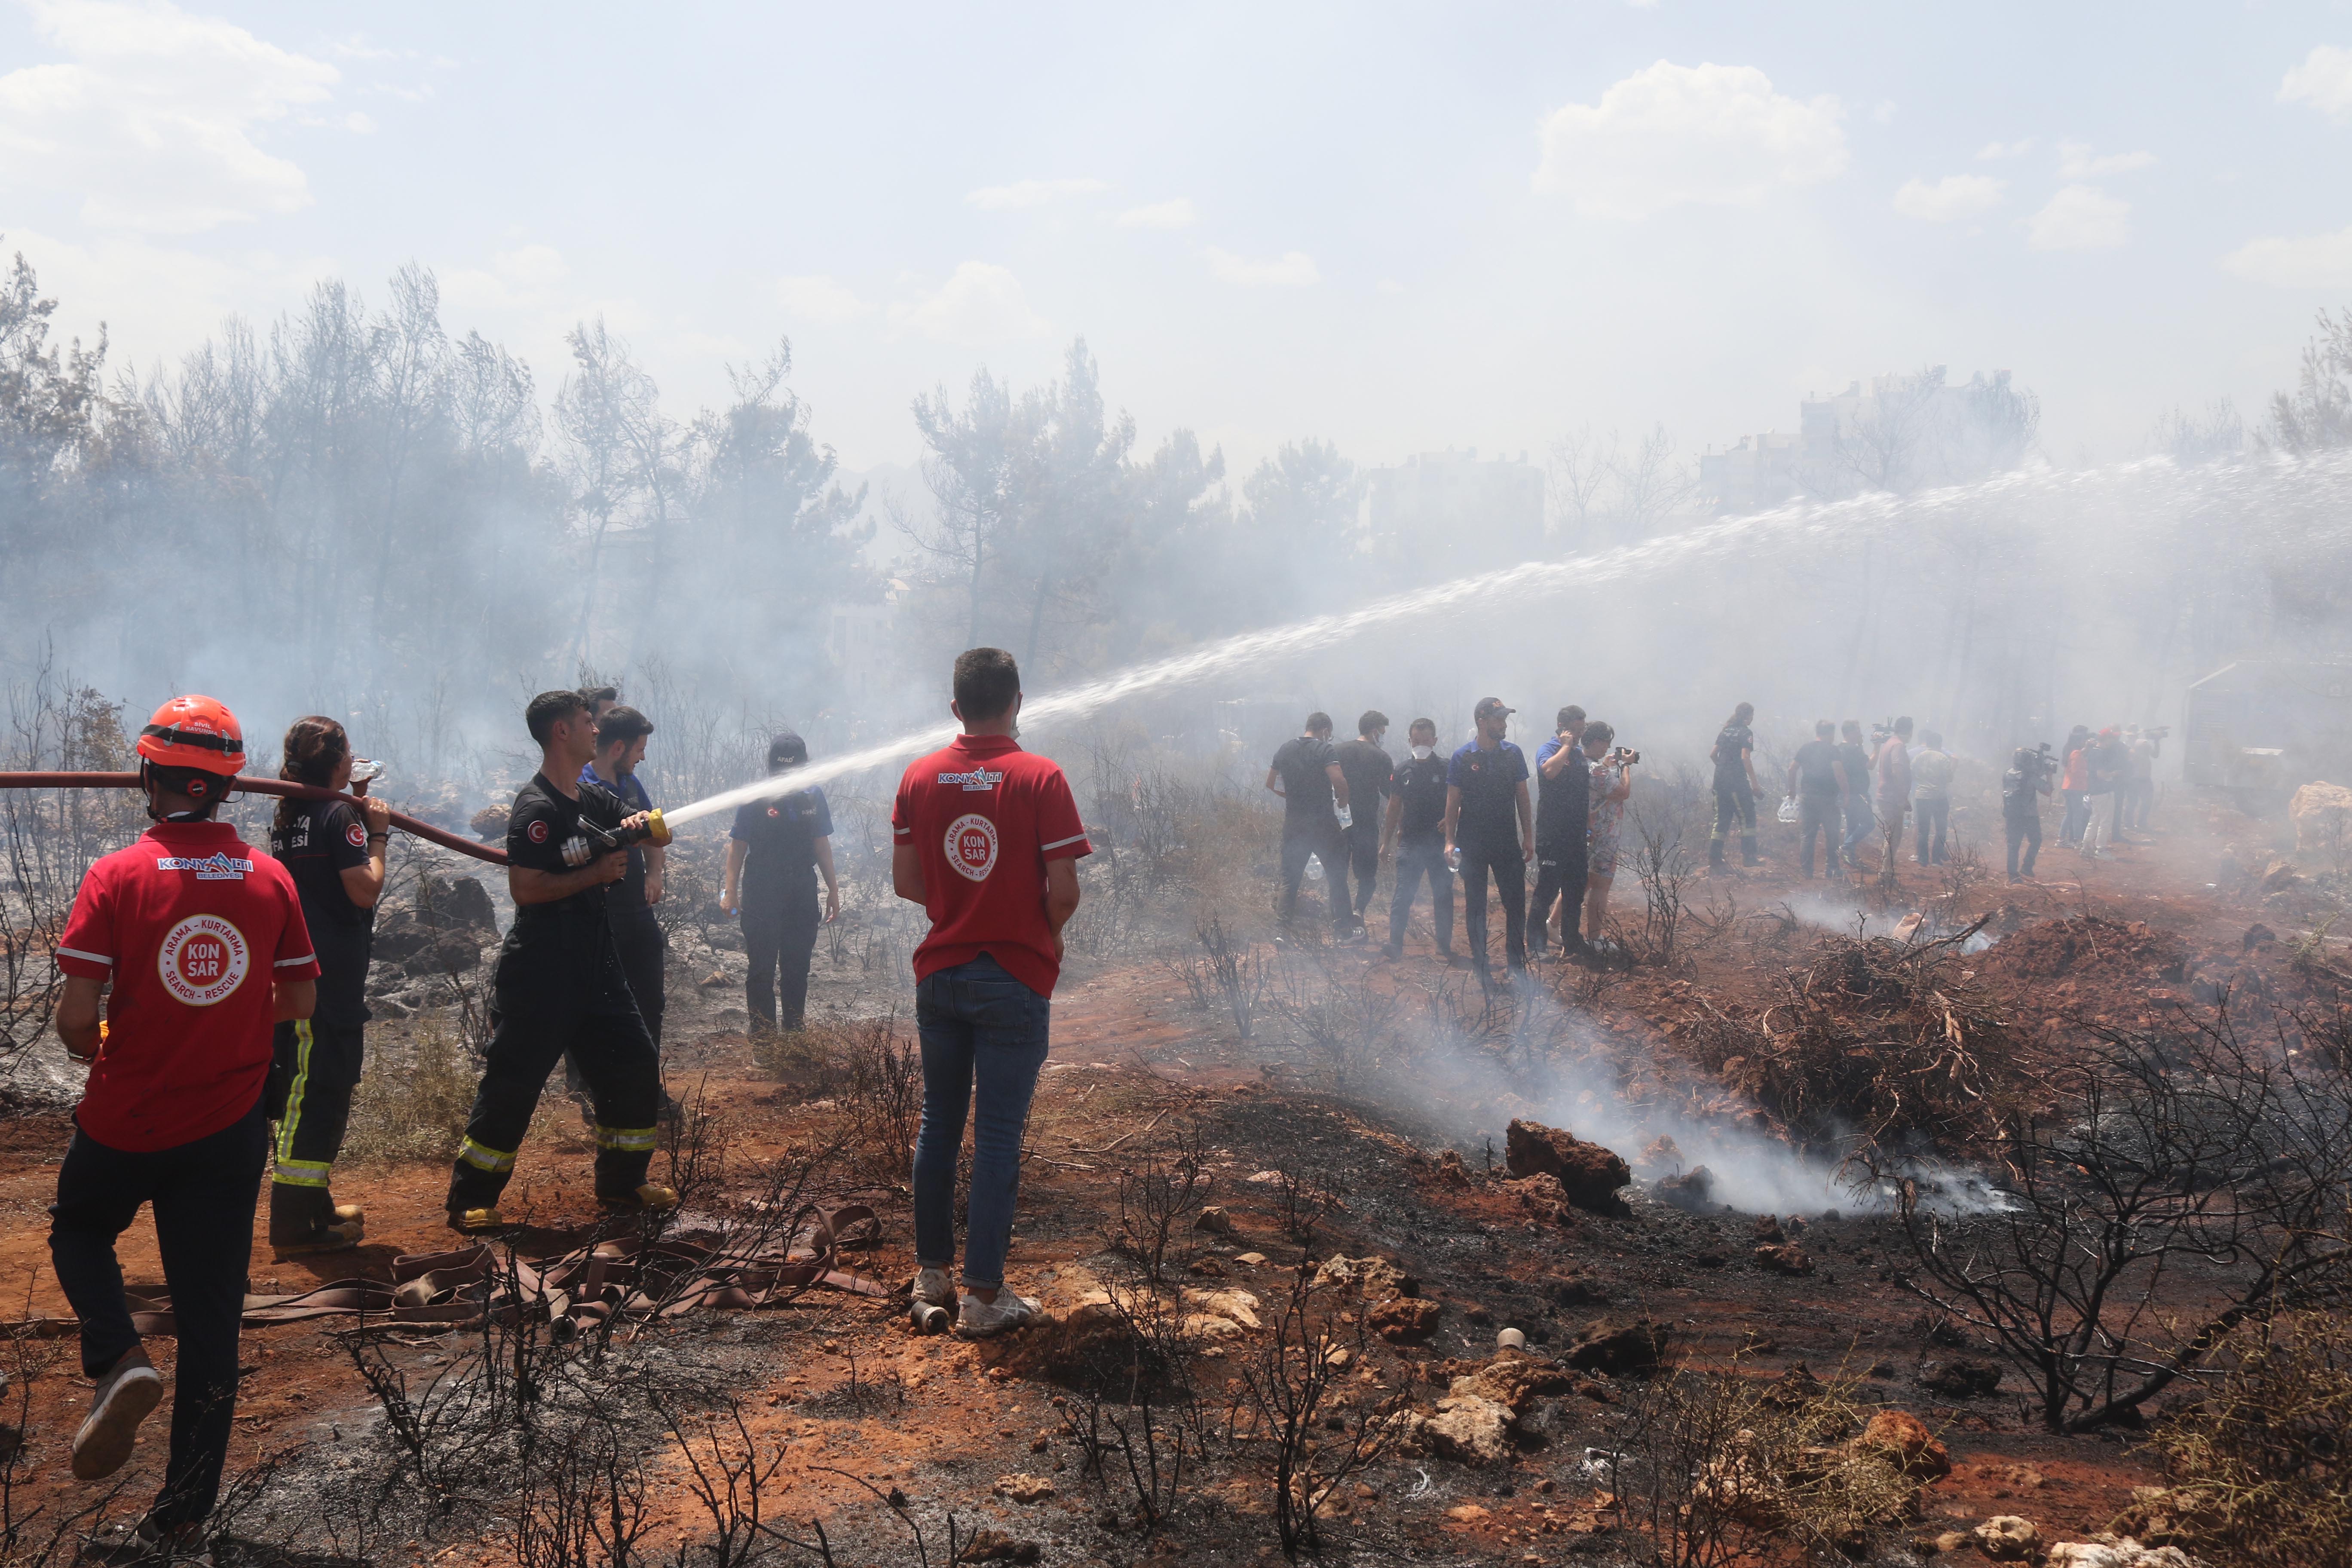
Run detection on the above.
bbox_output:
[444,690,672,1232]
[264,716,390,1253]
[49,696,320,1562]
[583,704,668,1059]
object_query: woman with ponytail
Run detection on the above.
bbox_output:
[263,717,390,1252]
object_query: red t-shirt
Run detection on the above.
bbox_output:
[55,821,321,1152]
[892,734,1091,997]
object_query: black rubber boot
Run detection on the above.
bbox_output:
[1741,834,1761,867]
[1708,838,1726,870]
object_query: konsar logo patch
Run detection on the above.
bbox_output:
[946,813,999,881]
[937,768,1006,793]
[158,914,249,1006]
[153,853,253,881]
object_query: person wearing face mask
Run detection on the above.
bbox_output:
[1381,718,1454,961]
[721,731,840,1034]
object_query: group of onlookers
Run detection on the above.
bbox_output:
[1267,700,1632,980]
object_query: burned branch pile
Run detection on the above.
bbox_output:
[1690,922,2021,1154]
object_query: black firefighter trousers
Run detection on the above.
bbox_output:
[448,948,662,1213]
[266,1018,364,1235]
[49,1097,267,1534]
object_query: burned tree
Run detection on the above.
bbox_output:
[1880,1008,2352,1432]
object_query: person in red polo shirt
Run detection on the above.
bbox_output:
[49,696,319,1564]
[892,648,1088,1338]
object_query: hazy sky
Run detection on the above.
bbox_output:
[3,1,2349,480]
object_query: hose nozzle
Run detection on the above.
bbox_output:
[643,807,669,847]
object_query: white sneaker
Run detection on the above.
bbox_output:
[912,1267,955,1309]
[954,1289,1042,1338]
[72,1352,164,1481]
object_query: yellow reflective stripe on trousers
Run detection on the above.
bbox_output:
[458,1137,517,1172]
[594,1124,658,1152]
[273,1157,332,1188]
[273,1019,313,1170]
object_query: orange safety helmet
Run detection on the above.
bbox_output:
[137,695,246,776]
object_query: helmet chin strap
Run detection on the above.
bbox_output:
[139,760,217,824]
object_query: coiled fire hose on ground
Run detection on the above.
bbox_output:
[0,772,511,867]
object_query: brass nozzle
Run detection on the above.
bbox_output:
[645,807,671,847]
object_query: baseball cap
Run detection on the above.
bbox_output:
[767,730,808,769]
[1474,697,1515,721]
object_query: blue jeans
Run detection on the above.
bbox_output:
[1841,795,1877,856]
[913,953,1050,1289]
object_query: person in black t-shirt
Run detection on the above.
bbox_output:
[1785,720,1849,879]
[1381,717,1454,959]
[1331,711,1393,937]
[1530,705,1589,960]
[1708,701,1762,871]
[1266,713,1351,932]
[445,690,669,1232]
[722,731,840,1032]
[263,717,389,1253]
[582,707,665,1050]
[1445,697,1534,979]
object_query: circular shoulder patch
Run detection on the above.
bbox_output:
[157,914,250,1007]
[526,819,550,844]
[346,821,368,849]
[946,813,999,882]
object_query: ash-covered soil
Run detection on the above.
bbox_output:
[0,788,2341,1566]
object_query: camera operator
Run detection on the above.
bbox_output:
[2003,745,2054,882]
[1580,721,1635,943]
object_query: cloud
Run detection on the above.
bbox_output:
[885,261,1049,345]
[775,274,870,322]
[2280,43,2352,123]
[1116,198,1197,230]
[1202,248,1320,287]
[1531,60,1847,219]
[2026,184,2129,250]
[2221,226,2352,289]
[0,0,338,234]
[1977,138,2033,159]
[2055,141,2156,179]
[441,244,571,310]
[1893,174,2006,222]
[964,177,1108,211]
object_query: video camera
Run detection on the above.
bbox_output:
[1609,747,1642,766]
[2019,742,2058,787]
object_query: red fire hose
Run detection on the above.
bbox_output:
[0,772,509,867]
